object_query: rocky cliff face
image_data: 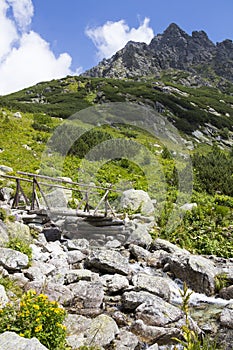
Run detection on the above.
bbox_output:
[83,23,233,81]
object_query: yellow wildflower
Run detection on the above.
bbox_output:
[33,304,40,310]
[35,324,43,332]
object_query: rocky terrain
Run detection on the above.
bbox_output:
[0,168,233,350]
[83,23,233,82]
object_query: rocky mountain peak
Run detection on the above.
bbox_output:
[83,23,233,82]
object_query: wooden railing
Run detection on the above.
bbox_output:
[1,172,119,217]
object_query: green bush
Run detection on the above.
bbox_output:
[6,237,32,263]
[0,290,67,350]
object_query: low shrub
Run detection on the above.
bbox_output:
[0,290,67,350]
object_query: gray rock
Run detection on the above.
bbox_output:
[87,249,130,275]
[64,313,92,334]
[126,223,152,248]
[112,328,139,350]
[219,285,233,300]
[130,244,152,261]
[122,291,161,310]
[42,226,61,242]
[64,238,90,252]
[67,250,86,264]
[64,269,99,284]
[6,221,32,241]
[13,112,22,118]
[0,187,14,202]
[147,344,159,350]
[151,238,189,255]
[24,261,56,281]
[132,273,171,301]
[0,248,29,270]
[180,203,197,211]
[0,285,9,307]
[105,239,122,248]
[45,188,68,208]
[100,274,129,293]
[24,281,74,305]
[166,254,218,295]
[68,281,104,312]
[0,165,13,174]
[0,331,48,349]
[136,300,183,327]
[120,189,154,216]
[85,314,119,347]
[220,304,233,329]
[0,220,9,246]
[130,319,180,345]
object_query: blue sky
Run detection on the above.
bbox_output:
[0,0,233,94]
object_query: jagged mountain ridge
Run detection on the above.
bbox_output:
[83,23,233,81]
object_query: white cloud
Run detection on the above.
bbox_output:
[7,0,34,30]
[0,31,72,94]
[0,1,18,60]
[86,17,154,59]
[0,0,80,95]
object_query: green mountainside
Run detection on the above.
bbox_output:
[1,70,233,257]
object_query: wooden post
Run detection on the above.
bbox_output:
[12,179,20,208]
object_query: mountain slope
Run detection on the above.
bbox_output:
[83,23,233,82]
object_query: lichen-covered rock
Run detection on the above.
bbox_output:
[0,248,29,270]
[85,314,119,347]
[130,319,180,345]
[68,281,104,314]
[132,273,171,301]
[87,249,130,275]
[135,300,183,327]
[6,221,31,241]
[120,189,155,216]
[100,274,129,293]
[0,331,48,349]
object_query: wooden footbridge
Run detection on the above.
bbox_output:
[1,171,119,219]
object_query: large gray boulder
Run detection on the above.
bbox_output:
[120,189,155,216]
[85,314,119,347]
[100,274,129,293]
[132,273,171,301]
[6,221,32,241]
[0,332,48,349]
[126,222,152,248]
[0,248,29,270]
[45,188,69,208]
[151,238,189,255]
[130,319,180,345]
[87,249,130,275]
[67,281,104,315]
[166,254,218,295]
[135,300,183,327]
